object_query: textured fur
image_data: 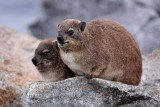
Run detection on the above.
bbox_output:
[33,39,75,81]
[57,19,142,85]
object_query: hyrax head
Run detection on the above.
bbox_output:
[57,19,86,52]
[32,40,59,72]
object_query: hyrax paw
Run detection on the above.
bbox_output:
[85,75,96,79]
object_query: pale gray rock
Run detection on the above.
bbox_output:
[23,77,160,107]
[140,49,160,87]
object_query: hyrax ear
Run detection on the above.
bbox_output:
[52,41,59,50]
[79,21,86,32]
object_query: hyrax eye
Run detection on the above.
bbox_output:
[42,52,48,56]
[67,30,74,35]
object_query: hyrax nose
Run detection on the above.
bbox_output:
[57,36,64,44]
[32,57,38,66]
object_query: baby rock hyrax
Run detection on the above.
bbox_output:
[57,19,142,85]
[32,39,75,81]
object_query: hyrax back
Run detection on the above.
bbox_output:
[32,39,75,81]
[57,19,142,85]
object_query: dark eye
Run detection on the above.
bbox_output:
[67,30,74,35]
[42,52,48,56]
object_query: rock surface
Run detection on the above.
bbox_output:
[29,0,160,54]
[1,25,160,106]
[0,25,40,106]
[23,77,160,107]
[140,49,160,87]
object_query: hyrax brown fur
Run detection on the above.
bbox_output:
[32,39,75,81]
[57,19,142,85]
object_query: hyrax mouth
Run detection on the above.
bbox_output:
[63,41,69,44]
[58,40,69,45]
[32,57,43,66]
[57,36,70,45]
[37,63,43,66]
[34,63,43,67]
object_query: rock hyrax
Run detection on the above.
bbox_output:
[57,19,142,85]
[32,39,75,81]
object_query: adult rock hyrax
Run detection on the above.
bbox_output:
[32,39,75,81]
[57,19,142,85]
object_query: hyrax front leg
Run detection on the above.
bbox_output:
[88,64,108,77]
